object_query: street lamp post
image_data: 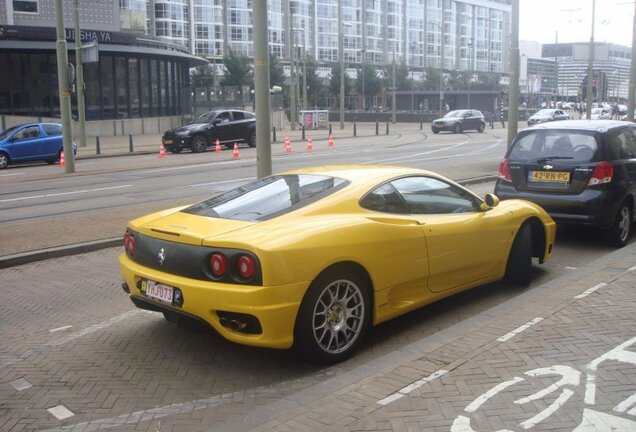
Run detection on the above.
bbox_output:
[338,1,344,130]
[586,0,596,119]
[467,38,473,108]
[427,19,444,119]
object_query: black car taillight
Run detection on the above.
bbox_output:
[588,161,613,186]
[498,159,512,182]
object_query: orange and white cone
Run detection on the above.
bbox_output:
[328,134,334,148]
[306,137,313,151]
[232,143,240,158]
[215,139,221,153]
[159,144,167,158]
[284,136,292,153]
[58,151,65,167]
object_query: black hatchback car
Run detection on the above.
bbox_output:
[495,120,636,247]
[431,110,486,134]
[162,109,256,153]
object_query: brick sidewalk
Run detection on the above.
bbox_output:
[231,243,636,432]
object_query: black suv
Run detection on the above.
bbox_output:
[495,120,636,247]
[431,110,486,134]
[162,109,256,153]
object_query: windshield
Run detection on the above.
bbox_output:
[190,112,211,124]
[510,130,598,163]
[0,125,19,140]
[534,109,554,116]
[182,174,348,221]
[444,110,466,118]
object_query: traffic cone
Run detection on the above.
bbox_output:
[215,139,221,153]
[306,137,313,151]
[58,150,65,167]
[232,143,240,158]
[328,134,334,148]
[284,136,292,153]
[159,144,167,158]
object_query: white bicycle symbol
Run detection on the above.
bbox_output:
[451,336,636,431]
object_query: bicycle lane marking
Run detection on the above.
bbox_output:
[497,317,544,342]
[377,369,449,406]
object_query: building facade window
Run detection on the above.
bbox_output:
[13,0,38,13]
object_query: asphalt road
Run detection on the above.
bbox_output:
[0,125,631,431]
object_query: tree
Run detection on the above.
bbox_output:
[269,53,286,89]
[220,48,253,87]
[328,62,353,108]
[190,64,217,88]
[298,54,325,108]
[355,63,382,108]
[423,67,442,91]
[384,61,412,91]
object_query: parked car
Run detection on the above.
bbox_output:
[162,109,256,153]
[590,107,612,120]
[431,110,486,134]
[495,120,636,247]
[527,109,570,126]
[0,122,77,169]
[119,165,556,364]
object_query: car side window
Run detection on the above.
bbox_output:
[14,126,40,140]
[608,129,636,160]
[232,111,245,120]
[360,183,409,214]
[216,112,231,123]
[390,176,479,215]
[43,124,62,135]
[623,128,636,159]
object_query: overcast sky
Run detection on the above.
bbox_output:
[519,0,635,47]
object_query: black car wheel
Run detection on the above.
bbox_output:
[607,202,632,248]
[293,268,371,364]
[248,132,256,148]
[454,123,462,134]
[505,223,532,287]
[0,152,9,169]
[432,129,440,134]
[191,135,208,153]
[478,123,485,132]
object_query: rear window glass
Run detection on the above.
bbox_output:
[510,131,598,163]
[183,174,348,221]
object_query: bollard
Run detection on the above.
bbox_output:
[272,126,277,142]
[375,120,379,135]
[96,136,101,155]
[329,123,332,136]
[129,134,134,152]
[386,122,389,135]
[420,118,423,130]
[353,122,357,137]
[302,124,306,141]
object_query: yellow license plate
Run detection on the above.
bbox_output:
[529,171,570,183]
[163,139,173,144]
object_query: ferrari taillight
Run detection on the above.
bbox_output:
[210,253,227,277]
[237,255,256,279]
[588,161,613,186]
[498,159,512,182]
[123,232,136,255]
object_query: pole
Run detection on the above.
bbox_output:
[554,31,558,108]
[507,0,520,148]
[339,1,345,130]
[302,54,307,110]
[289,6,297,130]
[253,0,271,177]
[467,39,472,108]
[73,0,86,148]
[55,0,75,173]
[392,50,396,124]
[628,1,636,121]
[586,0,596,119]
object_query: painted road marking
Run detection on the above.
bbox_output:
[574,283,607,300]
[377,369,449,406]
[0,185,132,203]
[47,405,75,421]
[184,176,255,188]
[0,172,25,177]
[10,378,32,391]
[497,317,544,342]
[49,325,73,333]
[628,265,636,272]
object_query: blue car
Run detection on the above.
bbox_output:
[0,123,77,169]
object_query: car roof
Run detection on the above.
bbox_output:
[524,119,630,132]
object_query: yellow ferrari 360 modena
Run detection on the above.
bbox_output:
[119,165,556,364]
